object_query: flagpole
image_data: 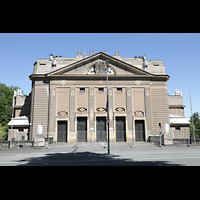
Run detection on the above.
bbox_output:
[106,59,110,155]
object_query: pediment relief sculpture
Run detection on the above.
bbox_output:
[86,61,115,75]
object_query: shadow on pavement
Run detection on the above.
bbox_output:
[17,151,182,166]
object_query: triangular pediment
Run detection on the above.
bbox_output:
[46,52,153,77]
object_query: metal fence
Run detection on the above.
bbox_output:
[189,130,200,145]
[0,139,34,149]
[76,131,107,149]
[75,130,143,148]
[2,129,200,149]
[0,132,41,149]
[74,131,135,149]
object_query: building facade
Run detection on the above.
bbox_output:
[8,51,190,143]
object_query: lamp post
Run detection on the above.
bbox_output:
[159,123,162,147]
[106,59,110,155]
[190,92,195,144]
[10,90,16,149]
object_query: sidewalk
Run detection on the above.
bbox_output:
[1,141,200,166]
[48,141,155,148]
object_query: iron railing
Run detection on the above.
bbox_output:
[2,129,200,149]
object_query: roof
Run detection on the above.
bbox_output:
[7,116,30,127]
[169,114,190,125]
[46,52,155,76]
[29,52,170,81]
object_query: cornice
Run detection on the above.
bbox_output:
[46,74,170,81]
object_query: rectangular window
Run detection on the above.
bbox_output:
[18,129,24,133]
[98,88,104,92]
[80,88,85,92]
[117,88,122,92]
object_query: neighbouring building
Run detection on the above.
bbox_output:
[168,90,190,140]
[7,51,190,143]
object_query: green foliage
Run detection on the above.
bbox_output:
[0,123,8,140]
[189,112,200,138]
[0,82,20,129]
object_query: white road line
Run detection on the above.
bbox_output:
[0,161,27,164]
[134,156,200,160]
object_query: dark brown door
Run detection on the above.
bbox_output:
[77,117,87,142]
[96,117,106,142]
[57,121,68,142]
[135,120,145,141]
[116,117,126,142]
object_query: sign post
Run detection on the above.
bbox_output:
[159,123,162,147]
[106,59,110,155]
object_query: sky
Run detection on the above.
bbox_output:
[0,33,199,120]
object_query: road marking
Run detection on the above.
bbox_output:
[0,161,27,164]
[134,156,200,160]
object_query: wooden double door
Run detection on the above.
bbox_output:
[57,121,68,142]
[116,117,126,142]
[77,117,87,142]
[96,117,107,142]
[135,120,145,141]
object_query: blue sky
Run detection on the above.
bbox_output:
[0,33,199,120]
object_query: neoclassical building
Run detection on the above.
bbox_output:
[8,51,190,143]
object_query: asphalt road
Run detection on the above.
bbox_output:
[1,143,200,166]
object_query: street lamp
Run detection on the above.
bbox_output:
[106,59,110,155]
[10,90,16,149]
[159,123,162,147]
[190,92,195,144]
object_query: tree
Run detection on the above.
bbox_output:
[0,83,20,134]
[189,112,200,138]
[0,123,8,140]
